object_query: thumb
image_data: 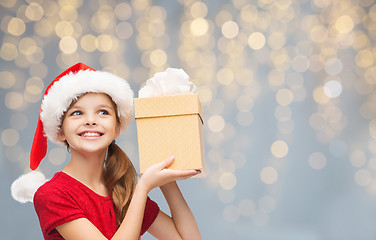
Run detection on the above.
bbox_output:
[157,156,175,169]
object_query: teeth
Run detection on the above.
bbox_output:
[82,132,100,137]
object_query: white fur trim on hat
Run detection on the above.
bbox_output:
[40,69,134,145]
[11,171,48,203]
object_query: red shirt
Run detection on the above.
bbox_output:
[34,172,159,239]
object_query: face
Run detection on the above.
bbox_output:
[58,92,120,156]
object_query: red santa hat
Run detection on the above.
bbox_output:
[11,63,134,203]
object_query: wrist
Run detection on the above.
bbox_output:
[135,179,151,196]
[160,181,178,192]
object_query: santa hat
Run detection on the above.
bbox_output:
[11,63,134,203]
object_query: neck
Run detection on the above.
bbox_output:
[63,149,109,196]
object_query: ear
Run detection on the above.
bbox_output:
[114,124,121,139]
[57,129,66,142]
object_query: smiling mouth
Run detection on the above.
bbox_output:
[79,132,103,137]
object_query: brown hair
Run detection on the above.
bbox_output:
[102,94,138,226]
[104,141,138,227]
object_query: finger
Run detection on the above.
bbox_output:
[162,169,200,180]
[151,156,175,170]
[174,172,200,181]
[180,169,201,179]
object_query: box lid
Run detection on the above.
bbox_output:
[134,93,203,123]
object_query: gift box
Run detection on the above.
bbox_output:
[134,93,204,173]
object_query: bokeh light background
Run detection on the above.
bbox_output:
[2,0,376,239]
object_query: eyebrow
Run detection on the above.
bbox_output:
[97,104,113,109]
[68,104,115,111]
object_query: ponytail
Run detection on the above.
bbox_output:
[104,141,138,227]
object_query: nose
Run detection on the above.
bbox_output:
[85,114,97,126]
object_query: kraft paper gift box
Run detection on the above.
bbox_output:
[134,93,205,173]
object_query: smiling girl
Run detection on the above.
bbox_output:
[14,63,201,239]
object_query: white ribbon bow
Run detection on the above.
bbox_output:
[139,68,197,98]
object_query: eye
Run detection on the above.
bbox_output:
[71,111,82,116]
[99,109,109,115]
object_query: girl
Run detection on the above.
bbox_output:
[18,63,201,239]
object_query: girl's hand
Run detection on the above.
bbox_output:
[138,156,200,193]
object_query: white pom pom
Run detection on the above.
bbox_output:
[11,171,48,203]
